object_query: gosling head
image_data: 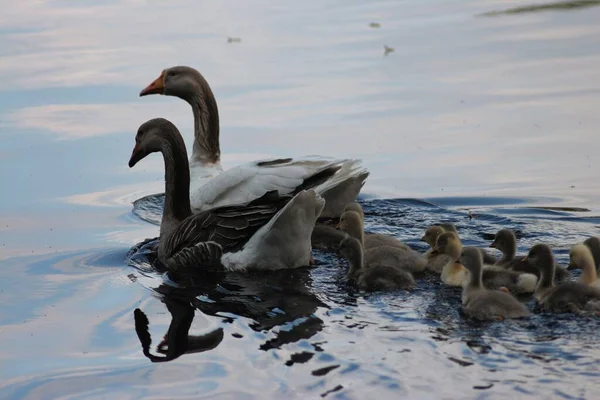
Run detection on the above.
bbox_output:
[439,223,458,234]
[490,229,516,252]
[525,244,554,273]
[339,236,362,258]
[337,211,363,233]
[128,118,184,168]
[344,202,364,220]
[420,225,445,247]
[435,231,462,261]
[140,66,209,99]
[568,243,594,270]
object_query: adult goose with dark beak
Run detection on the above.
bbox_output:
[129,117,329,272]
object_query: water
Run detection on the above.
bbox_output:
[2,0,600,398]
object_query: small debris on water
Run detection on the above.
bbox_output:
[227,37,242,43]
[384,45,395,55]
[369,22,381,28]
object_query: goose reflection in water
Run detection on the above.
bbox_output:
[129,239,327,361]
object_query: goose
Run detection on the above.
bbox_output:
[525,244,600,313]
[138,66,369,218]
[584,236,600,274]
[435,232,537,293]
[459,247,531,320]
[568,244,600,288]
[490,228,571,281]
[339,237,415,291]
[128,118,327,272]
[337,206,410,251]
[337,211,426,274]
[422,225,495,264]
[420,226,452,274]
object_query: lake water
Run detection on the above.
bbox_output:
[2,0,600,398]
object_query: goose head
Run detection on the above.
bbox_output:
[339,236,362,261]
[337,211,364,242]
[140,66,207,100]
[421,225,445,248]
[128,118,184,167]
[344,202,364,220]
[568,243,595,271]
[490,229,516,253]
[439,223,457,234]
[434,231,462,261]
[525,244,555,276]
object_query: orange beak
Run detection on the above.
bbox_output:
[140,70,166,96]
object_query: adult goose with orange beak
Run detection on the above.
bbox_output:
[138,66,369,218]
[129,117,329,272]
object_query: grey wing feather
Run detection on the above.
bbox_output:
[168,241,223,270]
[163,191,289,260]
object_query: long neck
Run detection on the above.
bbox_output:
[160,134,193,237]
[466,263,483,290]
[347,243,364,278]
[499,237,517,263]
[535,258,555,297]
[186,89,220,166]
[579,255,597,284]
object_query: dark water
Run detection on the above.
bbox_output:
[3,197,600,399]
[2,0,600,398]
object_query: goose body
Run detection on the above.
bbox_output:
[460,248,531,321]
[527,244,600,313]
[139,66,369,218]
[339,237,415,291]
[129,118,326,273]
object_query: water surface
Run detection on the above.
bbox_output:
[1,0,600,398]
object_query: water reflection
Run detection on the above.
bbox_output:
[129,243,329,360]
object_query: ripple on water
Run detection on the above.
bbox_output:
[3,197,600,399]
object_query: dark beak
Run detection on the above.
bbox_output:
[567,262,576,270]
[430,248,440,255]
[489,241,497,249]
[128,144,146,168]
[420,235,427,242]
[335,223,341,230]
[140,70,166,96]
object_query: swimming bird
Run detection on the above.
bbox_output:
[138,66,369,218]
[490,228,571,281]
[339,203,410,250]
[338,211,426,274]
[128,118,327,272]
[459,247,531,321]
[435,232,537,293]
[339,237,415,291]
[526,244,600,313]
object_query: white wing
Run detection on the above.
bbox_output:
[190,156,369,216]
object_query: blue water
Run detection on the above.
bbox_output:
[2,0,600,398]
